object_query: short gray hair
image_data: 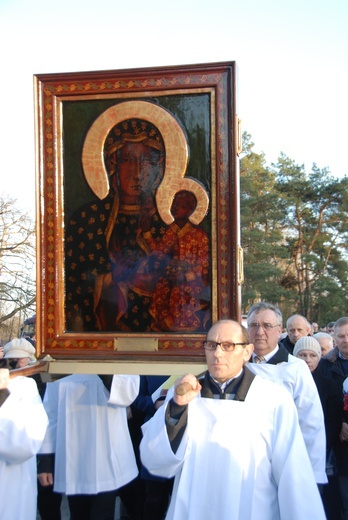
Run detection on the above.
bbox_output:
[334,317,348,332]
[247,302,283,327]
[313,332,333,344]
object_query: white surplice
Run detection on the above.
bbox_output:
[247,355,327,483]
[0,376,48,520]
[39,374,139,494]
[140,375,326,520]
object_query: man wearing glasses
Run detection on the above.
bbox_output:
[140,319,326,520]
[246,302,327,485]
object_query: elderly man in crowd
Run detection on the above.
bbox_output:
[312,322,319,333]
[314,332,334,357]
[140,319,326,520]
[279,313,312,354]
[246,302,327,485]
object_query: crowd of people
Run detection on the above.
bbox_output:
[1,306,348,519]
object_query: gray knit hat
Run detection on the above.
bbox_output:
[293,336,321,359]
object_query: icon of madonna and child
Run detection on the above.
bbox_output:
[65,101,212,334]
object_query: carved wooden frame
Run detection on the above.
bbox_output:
[34,61,242,365]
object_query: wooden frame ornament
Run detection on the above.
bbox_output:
[34,61,242,366]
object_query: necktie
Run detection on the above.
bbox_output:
[254,355,266,363]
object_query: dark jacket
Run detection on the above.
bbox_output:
[249,343,290,365]
[132,375,171,482]
[317,347,348,391]
[318,348,348,475]
[133,376,169,422]
[279,334,312,356]
[279,335,295,355]
[312,368,342,456]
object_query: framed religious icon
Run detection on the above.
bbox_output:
[34,61,242,367]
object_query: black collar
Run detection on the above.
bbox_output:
[250,344,289,365]
[200,367,256,401]
[267,344,290,365]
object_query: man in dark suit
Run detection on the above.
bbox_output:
[279,314,312,355]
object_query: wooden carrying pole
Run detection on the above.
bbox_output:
[9,361,50,379]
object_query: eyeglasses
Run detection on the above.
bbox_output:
[203,341,248,352]
[248,323,280,331]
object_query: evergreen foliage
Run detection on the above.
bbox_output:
[240,132,348,323]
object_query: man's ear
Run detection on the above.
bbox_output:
[243,343,254,362]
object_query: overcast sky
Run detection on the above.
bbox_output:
[1,0,347,214]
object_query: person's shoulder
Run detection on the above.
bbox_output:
[267,353,301,371]
[287,355,317,380]
[322,347,339,364]
[279,334,289,344]
[251,372,294,404]
[8,375,39,396]
[287,354,306,366]
[275,355,316,388]
[9,375,36,387]
[249,371,273,388]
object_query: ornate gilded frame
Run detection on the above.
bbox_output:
[34,61,242,365]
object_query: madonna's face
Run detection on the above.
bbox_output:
[116,142,164,204]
